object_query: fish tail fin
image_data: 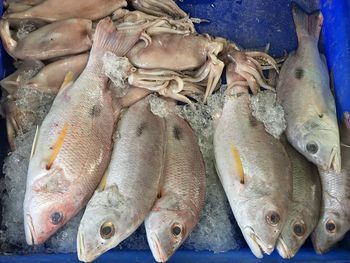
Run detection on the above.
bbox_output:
[292,2,323,41]
[91,17,141,58]
[0,19,17,57]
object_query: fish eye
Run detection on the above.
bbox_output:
[266,211,281,226]
[293,222,306,237]
[325,220,336,233]
[306,142,319,154]
[171,223,183,237]
[100,222,115,239]
[50,211,63,225]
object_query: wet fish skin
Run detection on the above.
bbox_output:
[77,97,166,262]
[145,107,206,263]
[276,138,321,259]
[276,3,340,172]
[23,18,140,245]
[4,0,127,22]
[213,68,292,258]
[0,18,92,60]
[311,112,350,254]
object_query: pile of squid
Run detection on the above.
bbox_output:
[0,0,349,262]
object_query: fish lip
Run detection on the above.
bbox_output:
[243,226,274,258]
[150,234,169,263]
[276,237,293,259]
[77,232,98,263]
[24,214,36,245]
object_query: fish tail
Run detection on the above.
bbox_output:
[292,2,323,41]
[91,17,141,58]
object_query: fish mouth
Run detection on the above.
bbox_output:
[276,237,294,259]
[242,227,274,258]
[328,146,340,172]
[24,214,36,245]
[311,235,330,255]
[149,234,170,263]
[77,233,97,263]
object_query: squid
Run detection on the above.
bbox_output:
[127,33,224,103]
[129,0,187,19]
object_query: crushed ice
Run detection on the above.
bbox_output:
[0,85,245,253]
[250,90,286,139]
[103,52,132,98]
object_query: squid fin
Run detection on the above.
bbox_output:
[230,144,245,184]
[30,125,40,159]
[46,123,68,170]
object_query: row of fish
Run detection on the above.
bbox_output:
[0,0,349,261]
[213,3,350,258]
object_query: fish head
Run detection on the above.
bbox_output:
[240,194,289,258]
[145,197,196,262]
[276,209,313,259]
[311,208,350,254]
[295,118,340,171]
[77,184,131,262]
[23,165,80,245]
[23,190,75,245]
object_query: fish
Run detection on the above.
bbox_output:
[276,137,321,259]
[276,3,340,172]
[23,18,141,245]
[1,54,88,150]
[77,97,166,262]
[311,112,350,254]
[0,18,92,60]
[213,64,292,258]
[145,105,206,262]
[4,0,127,22]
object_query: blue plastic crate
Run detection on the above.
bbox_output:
[1,0,350,262]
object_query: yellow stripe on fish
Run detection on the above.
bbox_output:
[230,144,245,184]
[46,123,68,170]
[60,71,74,90]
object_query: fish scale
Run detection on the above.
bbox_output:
[23,18,140,246]
[145,108,206,263]
[213,84,292,258]
[77,96,166,262]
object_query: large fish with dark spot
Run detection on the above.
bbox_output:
[77,97,166,262]
[145,105,206,262]
[312,112,350,254]
[213,64,292,258]
[23,18,141,245]
[276,4,340,172]
[276,137,321,259]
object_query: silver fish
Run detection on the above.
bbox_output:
[312,112,350,254]
[145,106,206,262]
[23,18,140,245]
[276,3,340,172]
[77,97,166,262]
[213,65,292,258]
[276,138,321,259]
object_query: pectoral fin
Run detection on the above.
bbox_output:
[46,123,68,170]
[230,144,245,184]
